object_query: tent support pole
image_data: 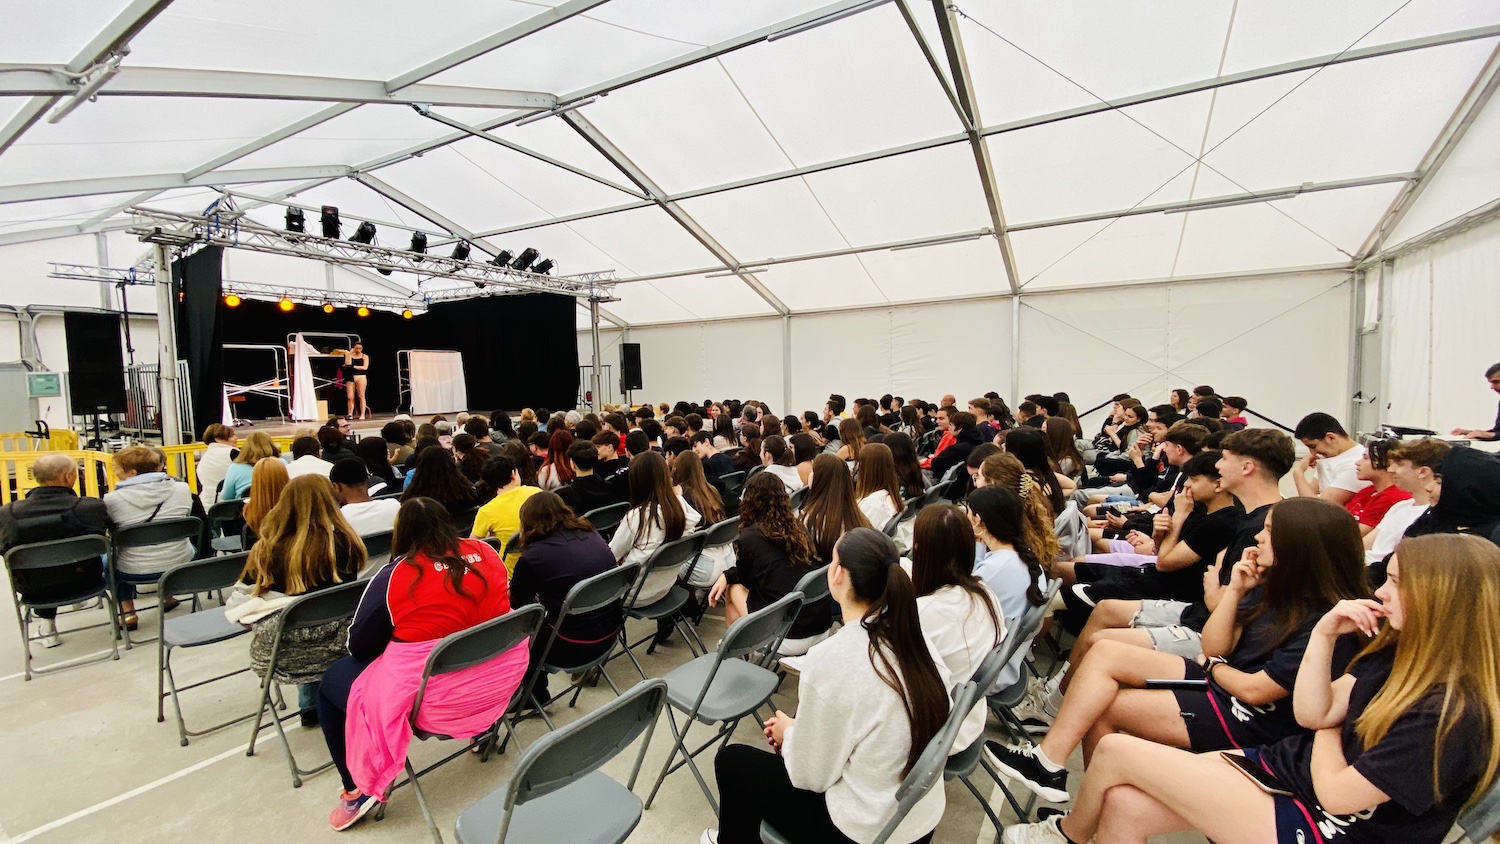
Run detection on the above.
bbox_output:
[1011,295,1021,402]
[590,297,603,413]
[1347,270,1366,434]
[153,242,182,445]
[782,314,793,416]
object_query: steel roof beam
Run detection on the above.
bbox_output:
[0,165,352,206]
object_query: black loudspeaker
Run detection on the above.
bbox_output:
[620,343,643,391]
[63,312,128,413]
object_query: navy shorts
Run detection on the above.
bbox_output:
[1241,749,1326,844]
[1171,659,1265,752]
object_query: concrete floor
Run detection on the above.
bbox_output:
[0,595,1207,844]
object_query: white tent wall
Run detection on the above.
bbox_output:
[1381,215,1500,436]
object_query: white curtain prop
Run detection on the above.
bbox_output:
[409,350,466,414]
[290,333,319,421]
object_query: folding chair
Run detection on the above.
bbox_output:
[717,471,746,501]
[641,591,804,812]
[452,506,481,537]
[454,679,668,844]
[582,502,630,542]
[513,562,639,733]
[4,534,118,680]
[788,486,810,511]
[920,479,953,508]
[946,626,1044,834]
[156,552,257,745]
[762,681,981,844]
[881,501,920,538]
[616,533,707,678]
[1460,774,1500,842]
[745,464,766,481]
[377,604,546,844]
[205,498,246,554]
[110,516,202,648]
[360,530,394,572]
[246,579,368,787]
[501,531,522,561]
[987,579,1062,744]
[687,517,740,616]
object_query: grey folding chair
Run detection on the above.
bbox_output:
[3,534,117,680]
[641,591,804,813]
[920,479,953,508]
[688,517,741,623]
[454,679,668,844]
[156,552,256,746]
[881,500,921,538]
[717,471,746,501]
[246,579,368,787]
[761,681,980,844]
[615,532,707,678]
[501,531,521,561]
[376,604,545,844]
[452,506,481,536]
[205,498,246,554]
[1461,774,1500,842]
[110,516,203,648]
[787,486,810,511]
[987,579,1063,743]
[745,464,767,481]
[360,530,394,572]
[582,502,630,542]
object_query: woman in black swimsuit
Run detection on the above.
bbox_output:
[343,343,370,419]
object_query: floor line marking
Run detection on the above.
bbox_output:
[0,649,114,683]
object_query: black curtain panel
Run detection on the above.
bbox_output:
[173,246,225,438]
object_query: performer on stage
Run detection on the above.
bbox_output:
[343,343,370,419]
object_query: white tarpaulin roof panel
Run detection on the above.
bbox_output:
[1,0,1498,325]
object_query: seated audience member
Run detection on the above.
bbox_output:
[495,439,539,488]
[1342,437,1411,537]
[992,497,1369,803]
[1005,533,1499,844]
[800,453,872,566]
[834,418,865,463]
[1015,400,1040,428]
[592,432,629,483]
[1044,417,1088,487]
[319,425,356,464]
[610,451,701,607]
[909,504,1002,749]
[196,424,238,508]
[537,429,575,492]
[1292,412,1370,505]
[381,422,413,467]
[760,414,783,440]
[510,491,621,702]
[802,410,826,443]
[354,437,399,492]
[760,435,804,492]
[692,432,736,477]
[463,416,495,449]
[977,452,1062,564]
[967,485,1050,690]
[969,397,998,441]
[1368,438,1446,564]
[930,410,983,481]
[471,453,542,571]
[663,416,687,441]
[402,435,439,478]
[330,459,401,537]
[488,411,515,443]
[733,424,763,474]
[287,436,334,479]
[526,431,551,466]
[854,442,905,532]
[711,414,736,451]
[435,419,456,451]
[1220,395,1249,429]
[672,452,733,588]
[683,412,704,441]
[221,431,277,500]
[1002,426,1068,515]
[709,528,951,844]
[400,446,478,516]
[1095,401,1146,475]
[884,431,926,499]
[102,447,197,628]
[919,404,957,465]
[855,404,886,439]
[229,475,366,727]
[1400,443,1500,542]
[709,473,831,653]
[557,440,627,515]
[1192,397,1225,426]
[241,456,291,540]
[317,498,521,830]
[897,405,924,439]
[788,433,820,487]
[452,433,487,487]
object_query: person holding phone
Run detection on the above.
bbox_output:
[1000,533,1500,844]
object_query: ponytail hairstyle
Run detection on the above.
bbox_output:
[761,434,793,466]
[834,528,950,777]
[392,497,487,597]
[966,485,1047,605]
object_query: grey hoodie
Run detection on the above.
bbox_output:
[103,473,195,575]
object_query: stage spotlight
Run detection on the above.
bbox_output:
[285,207,305,233]
[357,306,371,318]
[224,294,241,307]
[532,258,554,275]
[376,264,394,276]
[278,296,295,312]
[320,206,340,238]
[402,309,414,319]
[322,302,335,314]
[410,231,427,261]
[510,248,538,272]
[451,241,471,261]
[491,249,514,267]
[350,221,377,244]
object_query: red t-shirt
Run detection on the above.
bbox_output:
[386,538,511,642]
[1343,484,1412,528]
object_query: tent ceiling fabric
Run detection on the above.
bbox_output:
[3,0,1500,325]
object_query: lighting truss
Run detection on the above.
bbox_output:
[47,262,157,285]
[49,262,425,314]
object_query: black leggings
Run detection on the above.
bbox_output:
[713,743,935,844]
[318,655,370,793]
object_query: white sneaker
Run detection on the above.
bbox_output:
[33,619,61,648]
[1043,672,1065,713]
[699,830,719,844]
[1002,815,1071,844]
[1011,693,1055,735]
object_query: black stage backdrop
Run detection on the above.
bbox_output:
[218,293,577,418]
[173,246,226,437]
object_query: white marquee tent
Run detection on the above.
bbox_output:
[2,0,1499,435]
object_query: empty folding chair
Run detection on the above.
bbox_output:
[616,532,707,678]
[205,498,246,554]
[360,530,394,573]
[246,579,368,787]
[110,516,203,648]
[454,679,668,844]
[761,681,982,844]
[378,604,545,844]
[642,591,804,812]
[582,502,630,542]
[156,553,257,745]
[4,534,118,680]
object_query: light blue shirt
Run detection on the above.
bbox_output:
[973,545,1044,690]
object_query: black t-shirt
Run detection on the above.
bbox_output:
[1259,646,1492,844]
[1179,501,1274,631]
[595,458,629,485]
[557,473,626,515]
[724,525,830,640]
[1137,502,1242,603]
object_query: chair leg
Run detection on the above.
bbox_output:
[618,629,648,680]
[642,707,687,810]
[12,596,33,682]
[406,759,444,844]
[246,673,275,756]
[959,773,1005,838]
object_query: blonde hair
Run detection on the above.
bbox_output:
[242,457,289,533]
[235,431,276,465]
[979,451,1060,563]
[519,408,537,423]
[242,474,366,596]
[112,445,164,477]
[1353,534,1500,809]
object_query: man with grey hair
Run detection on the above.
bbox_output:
[0,454,112,647]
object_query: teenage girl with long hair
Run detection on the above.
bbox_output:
[761,434,804,492]
[967,485,1051,692]
[400,445,477,515]
[835,417,865,463]
[854,442,905,531]
[610,451,700,607]
[1004,426,1070,512]
[1043,417,1088,486]
[709,528,952,844]
[537,428,575,491]
[800,453,871,566]
[672,452,732,588]
[242,456,290,536]
[979,452,1062,564]
[789,432,820,487]
[883,431,927,497]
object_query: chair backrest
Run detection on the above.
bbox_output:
[361,530,393,563]
[451,505,481,536]
[745,464,766,481]
[628,532,706,602]
[920,480,952,508]
[582,502,629,538]
[877,681,980,843]
[788,486,810,511]
[412,604,545,723]
[720,590,804,660]
[111,516,201,553]
[718,471,746,499]
[158,551,249,596]
[1460,774,1500,842]
[278,579,367,631]
[371,490,403,501]
[560,562,641,617]
[791,564,831,609]
[4,534,109,574]
[701,516,740,548]
[496,679,668,828]
[205,498,244,526]
[501,531,521,560]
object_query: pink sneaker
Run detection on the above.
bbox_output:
[329,790,376,831]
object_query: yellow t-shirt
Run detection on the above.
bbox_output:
[471,485,542,571]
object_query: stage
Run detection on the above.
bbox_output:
[224,412,460,441]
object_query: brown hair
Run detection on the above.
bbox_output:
[1220,427,1296,479]
[518,489,594,549]
[738,473,816,568]
[838,417,865,455]
[978,452,1061,563]
[1162,420,1208,454]
[671,451,726,525]
[234,431,276,465]
[201,423,235,445]
[800,453,870,564]
[854,443,904,519]
[242,474,365,595]
[242,457,290,533]
[1042,417,1086,477]
[393,497,486,597]
[626,451,685,549]
[111,445,164,477]
[909,504,1000,645]
[1387,437,1451,474]
[761,434,793,466]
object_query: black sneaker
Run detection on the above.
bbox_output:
[299,708,320,729]
[983,741,1069,803]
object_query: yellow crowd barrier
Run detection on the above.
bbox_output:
[0,429,81,452]
[0,450,116,505]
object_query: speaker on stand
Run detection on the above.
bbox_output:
[63,312,128,445]
[620,343,642,405]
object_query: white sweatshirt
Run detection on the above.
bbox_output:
[608,496,701,606]
[916,584,1002,749]
[783,623,951,844]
